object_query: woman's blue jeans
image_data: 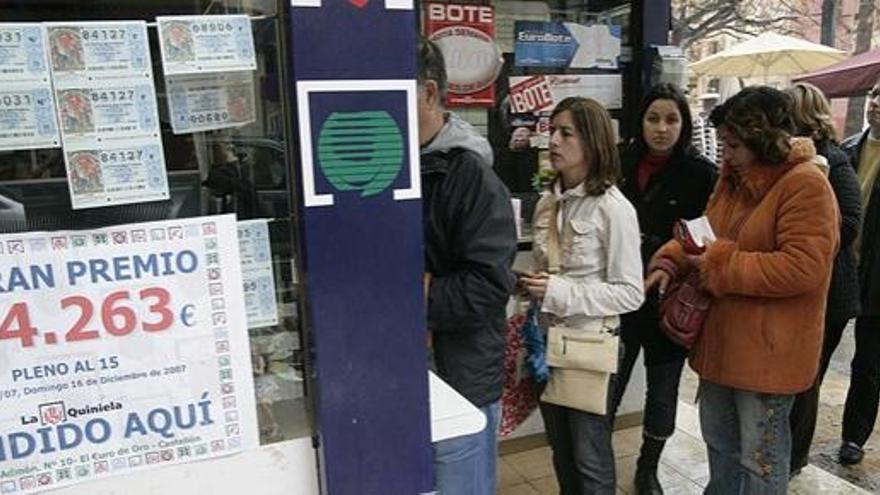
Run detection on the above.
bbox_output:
[699,379,795,495]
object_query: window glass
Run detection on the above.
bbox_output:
[0,0,308,445]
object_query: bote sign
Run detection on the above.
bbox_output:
[508,75,553,114]
[423,2,501,107]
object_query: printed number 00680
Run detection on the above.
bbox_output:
[0,287,175,348]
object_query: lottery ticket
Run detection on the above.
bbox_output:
[45,21,151,82]
[0,82,60,151]
[158,15,256,75]
[237,219,279,329]
[167,71,256,134]
[55,81,159,143]
[63,139,169,209]
[0,23,52,81]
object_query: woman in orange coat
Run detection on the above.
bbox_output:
[646,87,839,494]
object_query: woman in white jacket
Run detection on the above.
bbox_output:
[521,97,644,494]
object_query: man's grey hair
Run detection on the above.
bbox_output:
[417,37,448,106]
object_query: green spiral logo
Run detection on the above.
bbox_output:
[317,110,404,198]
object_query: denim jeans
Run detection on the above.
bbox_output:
[539,395,616,494]
[432,400,500,495]
[699,379,794,495]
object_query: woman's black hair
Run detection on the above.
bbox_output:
[635,83,694,160]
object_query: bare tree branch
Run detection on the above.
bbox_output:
[672,0,811,49]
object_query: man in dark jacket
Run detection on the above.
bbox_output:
[788,140,861,473]
[417,38,517,495]
[838,78,880,465]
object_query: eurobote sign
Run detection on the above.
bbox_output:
[296,80,420,207]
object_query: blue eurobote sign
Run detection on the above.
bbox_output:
[514,20,621,69]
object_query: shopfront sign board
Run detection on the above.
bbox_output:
[514,21,621,69]
[0,214,257,495]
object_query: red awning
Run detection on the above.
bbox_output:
[792,48,880,98]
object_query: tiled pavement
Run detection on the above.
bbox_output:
[499,321,877,494]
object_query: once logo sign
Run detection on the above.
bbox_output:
[317,111,404,198]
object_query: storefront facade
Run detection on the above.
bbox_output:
[0,1,668,494]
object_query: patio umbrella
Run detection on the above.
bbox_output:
[792,48,880,98]
[690,32,846,79]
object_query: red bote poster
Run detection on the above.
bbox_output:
[423,2,501,107]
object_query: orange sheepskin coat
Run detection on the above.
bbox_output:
[651,138,839,394]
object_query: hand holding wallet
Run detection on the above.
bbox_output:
[673,216,716,255]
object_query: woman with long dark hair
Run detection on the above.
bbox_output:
[609,83,717,494]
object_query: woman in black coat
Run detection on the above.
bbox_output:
[786,82,862,475]
[609,84,717,494]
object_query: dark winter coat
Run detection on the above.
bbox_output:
[618,144,718,365]
[843,130,880,316]
[817,140,861,323]
[421,116,518,407]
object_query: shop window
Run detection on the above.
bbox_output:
[421,0,632,240]
[0,0,308,446]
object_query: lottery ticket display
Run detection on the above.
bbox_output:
[45,21,169,210]
[0,23,61,151]
[237,220,279,329]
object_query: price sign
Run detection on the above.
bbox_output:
[0,215,257,495]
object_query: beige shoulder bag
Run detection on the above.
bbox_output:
[540,197,620,415]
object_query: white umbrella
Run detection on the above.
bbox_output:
[690,32,846,79]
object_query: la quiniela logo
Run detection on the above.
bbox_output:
[317,110,403,198]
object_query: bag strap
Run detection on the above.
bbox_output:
[546,196,562,274]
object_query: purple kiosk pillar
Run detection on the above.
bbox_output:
[288,0,433,493]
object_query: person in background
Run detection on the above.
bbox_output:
[646,87,838,494]
[509,126,532,151]
[416,38,518,495]
[521,96,644,494]
[837,77,880,466]
[785,82,862,476]
[610,83,717,494]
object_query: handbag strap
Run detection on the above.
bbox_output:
[546,196,561,274]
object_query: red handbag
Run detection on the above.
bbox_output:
[659,269,712,349]
[657,174,780,349]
